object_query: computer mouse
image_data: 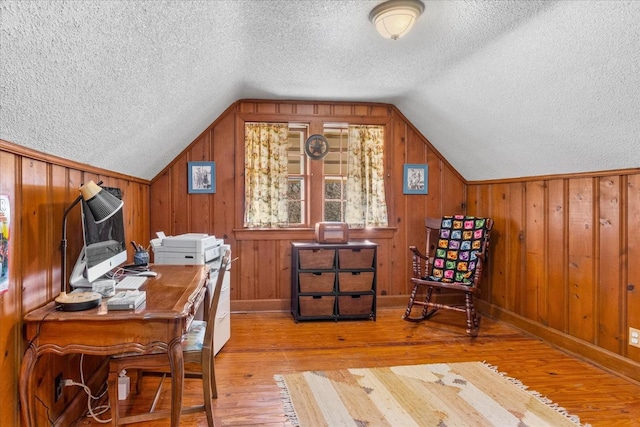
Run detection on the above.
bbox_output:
[137,271,158,277]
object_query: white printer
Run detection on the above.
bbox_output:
[152,232,223,265]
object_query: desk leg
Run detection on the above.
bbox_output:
[168,340,184,427]
[19,345,37,427]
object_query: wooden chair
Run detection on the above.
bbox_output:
[108,249,231,425]
[403,216,493,337]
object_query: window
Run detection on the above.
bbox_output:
[245,122,388,228]
[323,125,349,222]
[287,126,307,225]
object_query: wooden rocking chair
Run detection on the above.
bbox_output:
[403,215,493,336]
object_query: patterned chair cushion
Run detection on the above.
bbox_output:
[429,215,488,284]
[182,320,206,352]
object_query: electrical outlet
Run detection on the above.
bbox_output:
[630,327,640,349]
[54,373,64,402]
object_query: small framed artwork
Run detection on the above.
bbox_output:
[188,161,216,194]
[403,164,428,195]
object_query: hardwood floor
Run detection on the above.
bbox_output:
[72,308,640,426]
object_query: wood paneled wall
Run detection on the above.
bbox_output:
[467,171,640,379]
[149,100,466,311]
[0,140,150,427]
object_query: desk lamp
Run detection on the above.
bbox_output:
[55,180,124,311]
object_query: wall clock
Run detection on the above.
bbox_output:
[304,134,330,160]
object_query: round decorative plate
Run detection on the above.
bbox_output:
[304,134,330,160]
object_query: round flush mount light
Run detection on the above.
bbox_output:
[369,0,425,40]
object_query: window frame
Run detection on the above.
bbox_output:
[239,115,393,231]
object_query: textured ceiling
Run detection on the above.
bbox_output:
[1,0,639,181]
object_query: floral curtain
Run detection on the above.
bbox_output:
[345,125,388,227]
[244,123,289,227]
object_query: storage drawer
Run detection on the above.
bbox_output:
[299,295,335,317]
[338,294,374,315]
[338,248,375,269]
[338,272,374,292]
[299,272,335,293]
[299,248,335,269]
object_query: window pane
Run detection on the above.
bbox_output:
[286,125,307,225]
[323,125,348,222]
[287,178,303,225]
[324,201,342,222]
[288,180,301,199]
[288,201,301,224]
[325,180,341,199]
[288,130,303,175]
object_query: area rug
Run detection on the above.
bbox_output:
[274,362,586,427]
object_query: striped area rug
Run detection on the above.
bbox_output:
[274,362,586,427]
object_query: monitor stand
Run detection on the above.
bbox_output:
[69,246,91,289]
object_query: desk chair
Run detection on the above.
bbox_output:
[404,216,493,336]
[108,249,231,426]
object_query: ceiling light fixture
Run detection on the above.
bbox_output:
[369,0,425,40]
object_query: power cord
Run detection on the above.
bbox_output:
[62,379,111,423]
[62,353,112,423]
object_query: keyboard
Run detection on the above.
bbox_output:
[115,275,148,291]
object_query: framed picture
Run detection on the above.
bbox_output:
[403,164,428,194]
[188,161,216,194]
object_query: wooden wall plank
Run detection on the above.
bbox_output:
[489,183,508,309]
[626,174,640,362]
[0,151,19,427]
[188,131,213,233]
[173,158,190,235]
[525,181,546,323]
[598,175,622,352]
[508,183,525,315]
[21,158,51,310]
[547,178,568,332]
[149,170,171,242]
[567,177,596,343]
[212,113,236,244]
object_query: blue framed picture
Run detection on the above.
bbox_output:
[188,161,216,194]
[403,164,428,194]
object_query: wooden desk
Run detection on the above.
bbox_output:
[19,264,209,427]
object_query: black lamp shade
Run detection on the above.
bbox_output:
[80,181,124,223]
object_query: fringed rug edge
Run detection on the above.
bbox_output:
[480,361,591,427]
[274,374,300,427]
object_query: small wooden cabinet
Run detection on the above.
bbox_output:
[291,241,377,322]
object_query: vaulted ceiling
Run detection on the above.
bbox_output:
[1,1,639,181]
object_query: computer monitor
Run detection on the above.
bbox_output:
[70,186,127,287]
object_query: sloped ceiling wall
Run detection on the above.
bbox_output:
[1,0,638,181]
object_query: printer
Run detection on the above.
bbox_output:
[152,232,223,265]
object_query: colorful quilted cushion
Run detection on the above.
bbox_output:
[429,215,488,284]
[182,320,206,352]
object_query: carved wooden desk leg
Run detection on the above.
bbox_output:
[168,339,184,427]
[19,345,37,427]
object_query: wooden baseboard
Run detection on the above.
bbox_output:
[477,300,640,385]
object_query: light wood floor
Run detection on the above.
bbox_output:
[73,308,640,426]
